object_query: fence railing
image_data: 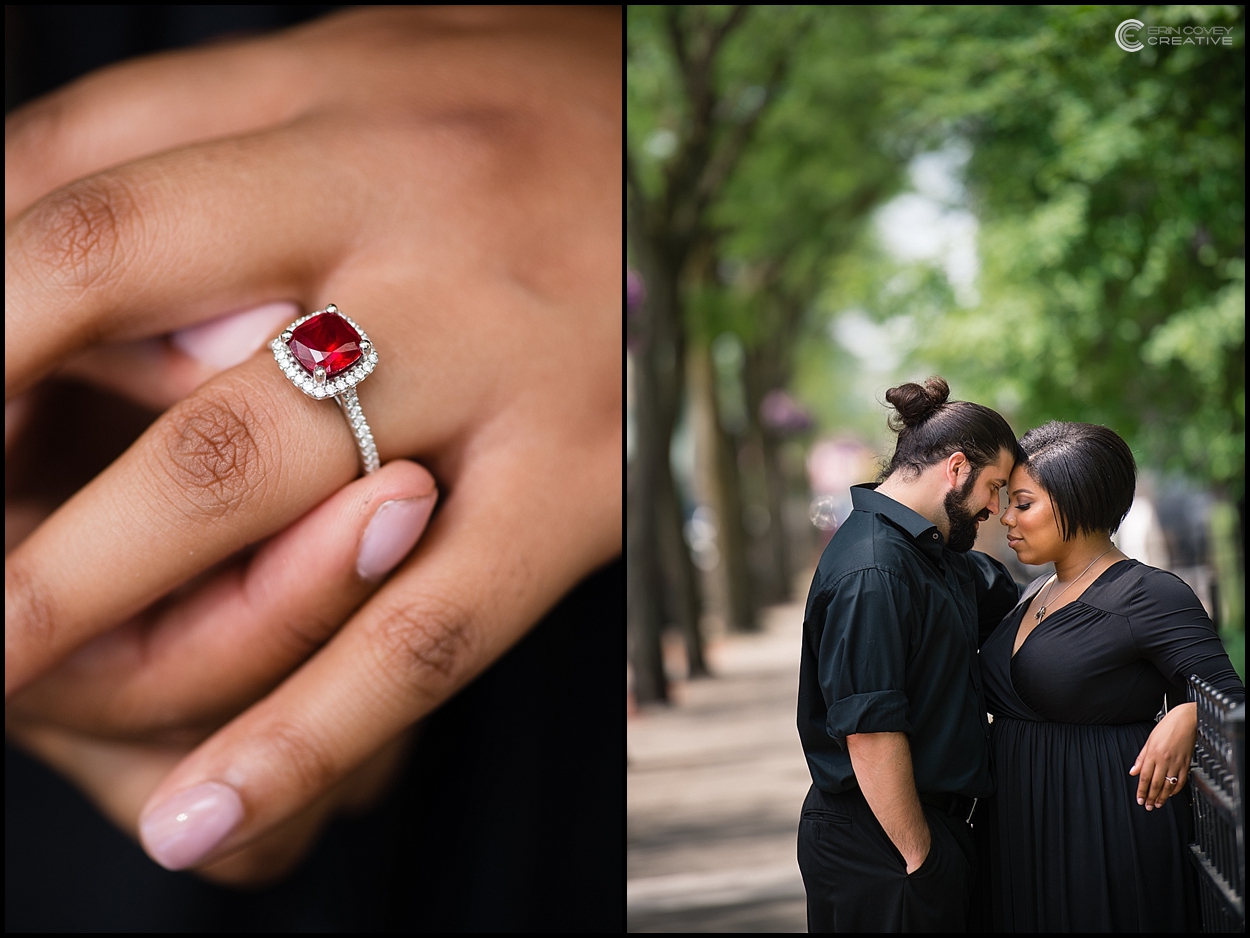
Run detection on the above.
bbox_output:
[1187,674,1245,932]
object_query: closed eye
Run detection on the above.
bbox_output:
[1012,502,1031,510]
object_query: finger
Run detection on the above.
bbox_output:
[1144,763,1171,810]
[1154,767,1186,808]
[5,122,357,399]
[1129,744,1145,777]
[5,32,312,222]
[5,500,52,557]
[1134,754,1154,804]
[136,436,620,871]
[5,353,365,698]
[9,459,436,738]
[5,718,186,835]
[55,302,299,412]
[5,393,35,453]
[7,717,413,887]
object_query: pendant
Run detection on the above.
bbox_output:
[1035,606,1046,621]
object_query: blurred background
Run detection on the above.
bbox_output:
[627,5,1243,931]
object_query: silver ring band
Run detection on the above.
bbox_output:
[333,386,380,474]
[271,303,380,475]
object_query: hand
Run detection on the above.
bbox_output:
[903,830,932,875]
[6,381,435,884]
[5,4,621,880]
[1129,702,1197,810]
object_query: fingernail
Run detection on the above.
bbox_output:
[170,301,299,370]
[139,781,244,870]
[357,495,435,582]
[1137,797,1144,805]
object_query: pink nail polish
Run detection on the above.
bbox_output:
[170,302,300,370]
[139,782,244,870]
[357,496,435,582]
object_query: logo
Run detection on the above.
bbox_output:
[1115,18,1145,52]
[1115,18,1236,50]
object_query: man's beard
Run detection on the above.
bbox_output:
[943,472,991,553]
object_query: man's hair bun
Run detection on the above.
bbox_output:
[885,376,950,430]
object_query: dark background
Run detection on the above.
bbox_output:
[4,6,625,932]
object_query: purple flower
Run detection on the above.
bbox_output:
[627,270,646,313]
[760,389,813,435]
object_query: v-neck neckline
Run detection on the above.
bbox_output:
[1010,559,1133,659]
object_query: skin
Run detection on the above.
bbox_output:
[854,448,1014,873]
[1002,464,1197,812]
[4,7,621,884]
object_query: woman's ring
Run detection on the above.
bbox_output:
[272,303,380,474]
[1165,776,1179,785]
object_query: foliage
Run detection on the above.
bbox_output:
[848,4,1246,498]
[630,6,902,347]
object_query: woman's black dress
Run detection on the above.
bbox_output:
[977,559,1244,932]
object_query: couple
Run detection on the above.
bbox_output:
[796,376,1244,932]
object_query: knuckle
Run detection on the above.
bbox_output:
[369,595,477,703]
[21,174,141,291]
[4,560,59,668]
[261,721,340,798]
[155,386,273,519]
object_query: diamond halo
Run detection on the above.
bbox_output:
[271,303,381,474]
[270,303,379,400]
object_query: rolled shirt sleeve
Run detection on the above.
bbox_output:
[818,567,919,744]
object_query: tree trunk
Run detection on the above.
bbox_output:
[627,358,668,704]
[760,428,792,602]
[627,237,698,702]
[657,459,709,677]
[690,340,757,632]
[742,345,792,604]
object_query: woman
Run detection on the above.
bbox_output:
[977,421,1244,932]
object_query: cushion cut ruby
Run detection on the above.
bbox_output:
[288,314,363,377]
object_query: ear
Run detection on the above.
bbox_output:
[944,451,969,487]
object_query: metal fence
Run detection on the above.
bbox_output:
[1187,674,1245,932]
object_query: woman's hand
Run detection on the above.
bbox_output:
[1129,702,1197,810]
[6,381,435,886]
[5,5,621,880]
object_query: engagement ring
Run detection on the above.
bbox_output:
[271,303,380,474]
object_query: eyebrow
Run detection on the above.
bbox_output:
[1009,487,1035,496]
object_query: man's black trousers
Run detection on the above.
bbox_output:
[797,785,976,932]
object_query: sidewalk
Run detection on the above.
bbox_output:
[627,603,812,932]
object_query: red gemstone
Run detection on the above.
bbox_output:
[288,314,363,377]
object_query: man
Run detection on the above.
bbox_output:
[796,377,1022,932]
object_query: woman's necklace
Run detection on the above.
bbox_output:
[1034,548,1114,621]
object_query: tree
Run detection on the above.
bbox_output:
[628,5,791,700]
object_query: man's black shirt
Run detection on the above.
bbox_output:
[797,484,1020,797]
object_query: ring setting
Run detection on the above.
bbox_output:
[1165,776,1179,785]
[272,303,380,474]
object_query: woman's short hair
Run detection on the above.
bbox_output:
[882,376,1023,481]
[1018,421,1137,541]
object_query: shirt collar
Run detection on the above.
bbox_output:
[850,483,946,554]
